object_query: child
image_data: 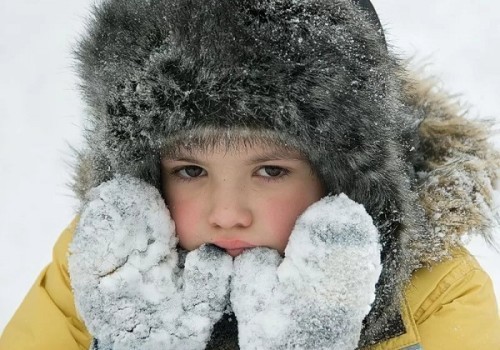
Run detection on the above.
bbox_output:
[1,0,500,349]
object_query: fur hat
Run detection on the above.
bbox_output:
[73,0,437,345]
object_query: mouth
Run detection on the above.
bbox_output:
[212,239,256,257]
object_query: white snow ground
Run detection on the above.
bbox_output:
[1,0,499,333]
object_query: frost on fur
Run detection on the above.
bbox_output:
[231,194,382,350]
[68,176,232,350]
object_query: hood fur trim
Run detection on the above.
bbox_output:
[404,74,500,264]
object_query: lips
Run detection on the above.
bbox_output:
[212,239,256,257]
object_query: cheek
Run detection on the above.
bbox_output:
[262,191,321,252]
[167,197,203,250]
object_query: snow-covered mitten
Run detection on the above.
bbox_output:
[230,194,382,350]
[69,175,233,350]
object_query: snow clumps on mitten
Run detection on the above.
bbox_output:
[231,194,382,350]
[69,175,232,350]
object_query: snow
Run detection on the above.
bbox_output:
[1,0,500,335]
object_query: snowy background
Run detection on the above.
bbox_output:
[1,0,499,332]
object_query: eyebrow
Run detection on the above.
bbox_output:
[243,152,306,165]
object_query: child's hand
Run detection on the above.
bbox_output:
[69,175,232,350]
[230,194,382,350]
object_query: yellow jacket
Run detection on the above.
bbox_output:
[1,219,500,350]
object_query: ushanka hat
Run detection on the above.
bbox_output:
[72,0,461,345]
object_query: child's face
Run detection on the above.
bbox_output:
[161,141,325,257]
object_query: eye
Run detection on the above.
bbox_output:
[177,166,206,179]
[256,166,289,178]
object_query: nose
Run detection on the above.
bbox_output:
[207,182,253,230]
